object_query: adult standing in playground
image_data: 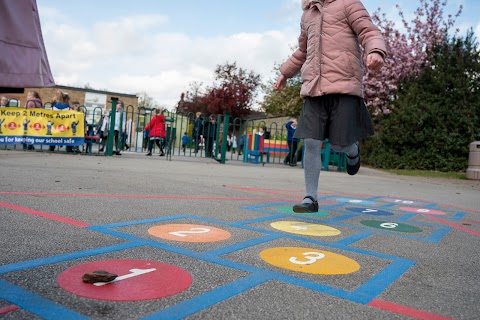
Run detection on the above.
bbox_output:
[192,112,204,154]
[113,100,126,155]
[274,0,386,212]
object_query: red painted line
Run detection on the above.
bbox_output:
[368,299,453,320]
[0,192,285,202]
[425,216,480,237]
[440,203,480,214]
[0,202,90,228]
[0,305,19,315]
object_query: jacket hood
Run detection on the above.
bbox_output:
[302,0,335,10]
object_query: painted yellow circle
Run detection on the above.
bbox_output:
[270,221,341,237]
[260,247,360,275]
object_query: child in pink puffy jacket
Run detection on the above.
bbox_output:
[275,0,386,213]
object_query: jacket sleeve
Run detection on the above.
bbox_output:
[280,13,308,78]
[145,116,155,131]
[345,0,387,58]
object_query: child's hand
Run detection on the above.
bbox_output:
[274,74,287,91]
[367,52,384,71]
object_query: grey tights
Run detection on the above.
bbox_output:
[302,139,359,204]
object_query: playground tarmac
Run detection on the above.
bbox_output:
[0,150,479,320]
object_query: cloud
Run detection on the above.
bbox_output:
[39,7,298,109]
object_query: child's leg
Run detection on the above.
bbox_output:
[330,143,359,165]
[302,138,323,203]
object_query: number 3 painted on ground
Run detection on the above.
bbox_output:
[289,252,326,265]
[168,228,210,237]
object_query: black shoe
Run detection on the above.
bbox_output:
[146,152,152,156]
[283,159,289,165]
[115,151,122,155]
[347,144,360,176]
[293,196,319,213]
[99,148,104,152]
[159,153,165,156]
[289,162,297,167]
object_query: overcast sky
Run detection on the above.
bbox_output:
[37,0,480,109]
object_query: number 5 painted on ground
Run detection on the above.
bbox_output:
[169,228,210,237]
[289,252,326,265]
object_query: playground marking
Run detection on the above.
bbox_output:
[270,221,341,237]
[0,191,285,202]
[260,247,360,275]
[0,305,19,315]
[148,224,231,242]
[0,201,90,228]
[346,207,394,216]
[368,299,454,320]
[58,259,192,301]
[425,216,480,237]
[275,205,329,216]
[336,198,375,205]
[399,207,447,215]
[360,220,423,233]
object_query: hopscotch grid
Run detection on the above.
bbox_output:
[244,203,452,243]
[0,194,459,319]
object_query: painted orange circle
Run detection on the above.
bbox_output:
[148,224,231,242]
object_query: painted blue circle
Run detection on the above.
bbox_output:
[336,198,375,205]
[346,207,394,216]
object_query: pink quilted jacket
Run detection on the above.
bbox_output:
[280,0,386,98]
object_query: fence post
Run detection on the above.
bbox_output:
[106,98,117,156]
[219,113,230,164]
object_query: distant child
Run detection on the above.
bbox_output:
[181,132,191,153]
[25,91,42,108]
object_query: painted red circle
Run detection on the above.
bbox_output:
[58,259,192,301]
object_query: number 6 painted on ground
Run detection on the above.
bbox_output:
[289,252,326,265]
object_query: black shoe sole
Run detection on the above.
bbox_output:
[293,203,319,213]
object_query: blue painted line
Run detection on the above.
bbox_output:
[323,203,347,209]
[242,202,290,211]
[451,211,468,221]
[423,203,438,209]
[427,226,452,243]
[395,213,417,222]
[323,213,358,223]
[270,273,361,303]
[353,257,416,304]
[331,221,450,244]
[140,273,272,320]
[206,235,282,256]
[87,214,190,229]
[378,203,397,208]
[367,196,384,201]
[0,280,88,320]
[334,233,371,246]
[0,242,141,274]
[237,215,286,225]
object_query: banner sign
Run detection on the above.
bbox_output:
[0,107,85,146]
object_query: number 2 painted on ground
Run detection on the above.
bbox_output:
[169,228,210,237]
[289,252,326,265]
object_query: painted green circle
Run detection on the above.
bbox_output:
[360,220,423,233]
[276,206,329,217]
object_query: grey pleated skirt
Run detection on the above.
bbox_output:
[293,94,374,146]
